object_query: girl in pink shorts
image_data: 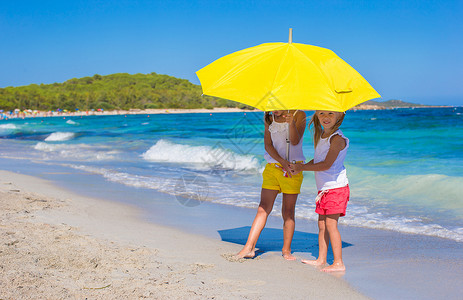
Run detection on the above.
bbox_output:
[290,110,349,272]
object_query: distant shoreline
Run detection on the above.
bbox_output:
[0,105,456,120]
[351,104,451,111]
[0,107,255,119]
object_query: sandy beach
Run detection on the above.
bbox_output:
[2,108,463,299]
[0,170,367,299]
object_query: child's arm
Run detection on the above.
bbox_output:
[290,135,346,174]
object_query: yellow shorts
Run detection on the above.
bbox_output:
[262,163,303,194]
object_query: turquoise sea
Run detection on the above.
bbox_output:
[1,107,462,242]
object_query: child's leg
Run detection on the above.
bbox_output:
[302,214,328,266]
[281,193,298,260]
[236,188,279,258]
[322,213,345,272]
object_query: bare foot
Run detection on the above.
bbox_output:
[235,249,255,259]
[282,251,297,261]
[321,262,345,272]
[301,259,326,266]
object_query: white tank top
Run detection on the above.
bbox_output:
[314,129,349,191]
[264,115,305,163]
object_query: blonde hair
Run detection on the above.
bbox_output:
[309,112,345,148]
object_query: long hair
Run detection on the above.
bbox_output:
[309,112,345,148]
[264,111,273,125]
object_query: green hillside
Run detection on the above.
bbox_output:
[0,73,246,111]
[1,73,432,111]
[361,99,426,108]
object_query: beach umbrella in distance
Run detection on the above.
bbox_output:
[196,28,380,112]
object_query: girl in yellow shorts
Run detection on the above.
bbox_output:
[236,110,306,260]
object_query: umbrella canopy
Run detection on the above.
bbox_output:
[197,35,380,112]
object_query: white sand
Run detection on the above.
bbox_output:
[0,170,367,299]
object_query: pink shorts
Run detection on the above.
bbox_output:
[315,185,350,217]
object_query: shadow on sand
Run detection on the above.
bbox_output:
[218,226,353,262]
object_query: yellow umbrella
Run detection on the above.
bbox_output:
[196,29,380,112]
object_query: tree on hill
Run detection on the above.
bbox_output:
[0,72,251,111]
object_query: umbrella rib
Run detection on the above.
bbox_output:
[265,44,292,109]
[201,44,284,103]
[292,44,337,99]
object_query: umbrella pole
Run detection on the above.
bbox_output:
[285,29,292,161]
[286,126,290,161]
[285,109,290,161]
[285,109,298,162]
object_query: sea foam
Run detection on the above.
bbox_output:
[45,132,75,141]
[67,163,463,243]
[142,139,262,172]
[68,165,190,196]
[0,124,17,130]
[34,142,118,161]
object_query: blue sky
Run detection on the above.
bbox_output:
[1,0,462,105]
